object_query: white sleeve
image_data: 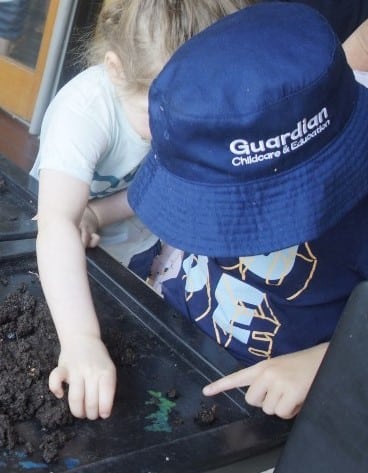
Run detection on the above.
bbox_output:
[354,70,368,88]
[34,77,112,185]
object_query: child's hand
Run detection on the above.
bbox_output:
[79,205,101,248]
[49,335,117,420]
[202,343,328,419]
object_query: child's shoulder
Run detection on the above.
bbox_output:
[56,65,107,99]
[46,64,114,118]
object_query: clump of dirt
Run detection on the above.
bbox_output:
[102,328,139,367]
[194,403,217,426]
[0,283,73,463]
[166,388,179,400]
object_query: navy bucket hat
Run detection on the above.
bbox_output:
[128,1,368,257]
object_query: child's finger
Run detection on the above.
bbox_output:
[49,366,68,398]
[84,380,99,420]
[258,385,283,415]
[68,376,86,419]
[274,393,302,419]
[79,228,89,247]
[88,233,100,248]
[244,376,271,408]
[98,370,116,419]
[202,363,262,396]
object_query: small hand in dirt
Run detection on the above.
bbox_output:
[49,335,117,420]
[202,343,328,419]
[79,205,101,248]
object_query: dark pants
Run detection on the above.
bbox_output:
[275,281,368,473]
[128,239,161,281]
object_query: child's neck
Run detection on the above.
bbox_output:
[120,91,150,142]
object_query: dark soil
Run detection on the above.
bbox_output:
[0,278,143,464]
[0,274,220,464]
[0,283,74,463]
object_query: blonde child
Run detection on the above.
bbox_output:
[30,0,255,420]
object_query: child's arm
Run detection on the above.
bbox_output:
[202,343,328,419]
[79,190,134,248]
[36,169,116,419]
[343,19,368,71]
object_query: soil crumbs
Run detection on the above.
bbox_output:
[0,282,73,463]
[0,275,221,464]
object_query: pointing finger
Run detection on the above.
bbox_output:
[202,363,263,396]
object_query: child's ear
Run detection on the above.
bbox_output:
[104,51,125,83]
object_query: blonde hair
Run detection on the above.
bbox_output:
[87,0,256,94]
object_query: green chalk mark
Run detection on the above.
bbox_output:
[144,390,176,433]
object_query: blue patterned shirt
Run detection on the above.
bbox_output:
[162,196,368,365]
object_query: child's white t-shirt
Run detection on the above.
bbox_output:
[30,65,158,266]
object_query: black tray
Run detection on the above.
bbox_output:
[0,155,38,241]
[0,155,291,472]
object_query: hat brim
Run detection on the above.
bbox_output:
[128,85,368,257]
